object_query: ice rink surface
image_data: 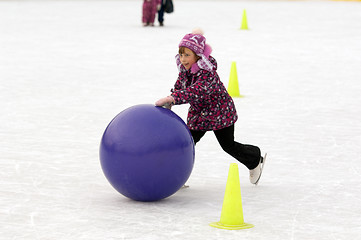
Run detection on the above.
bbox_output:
[1,0,361,239]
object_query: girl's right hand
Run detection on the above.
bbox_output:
[155,96,175,109]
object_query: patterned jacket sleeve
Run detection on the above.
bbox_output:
[172,75,184,92]
[171,70,216,110]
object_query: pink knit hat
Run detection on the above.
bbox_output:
[176,28,213,73]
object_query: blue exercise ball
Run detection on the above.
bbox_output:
[99,104,195,202]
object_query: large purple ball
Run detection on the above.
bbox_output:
[99,104,195,202]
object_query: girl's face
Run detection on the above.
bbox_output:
[179,47,198,70]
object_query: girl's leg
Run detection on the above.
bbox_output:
[213,125,261,170]
[190,130,206,145]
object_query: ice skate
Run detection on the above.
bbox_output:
[249,153,267,185]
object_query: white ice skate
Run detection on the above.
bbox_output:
[249,153,267,185]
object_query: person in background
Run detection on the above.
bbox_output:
[157,0,166,26]
[142,0,161,27]
[158,0,174,26]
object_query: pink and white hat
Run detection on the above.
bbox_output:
[176,28,213,73]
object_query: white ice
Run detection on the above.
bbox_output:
[1,0,361,239]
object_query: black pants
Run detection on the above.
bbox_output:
[190,125,261,170]
[157,4,165,23]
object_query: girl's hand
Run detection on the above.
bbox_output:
[155,96,175,109]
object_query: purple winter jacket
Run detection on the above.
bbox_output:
[171,56,238,131]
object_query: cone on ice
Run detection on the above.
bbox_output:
[210,163,254,230]
[241,9,248,30]
[227,62,243,98]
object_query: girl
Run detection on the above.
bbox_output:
[155,29,266,185]
[142,0,161,26]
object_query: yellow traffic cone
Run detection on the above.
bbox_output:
[241,9,248,30]
[227,62,243,98]
[210,163,254,230]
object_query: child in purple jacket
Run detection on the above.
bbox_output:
[155,29,267,184]
[142,0,161,26]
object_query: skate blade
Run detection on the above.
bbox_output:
[255,153,267,185]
